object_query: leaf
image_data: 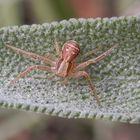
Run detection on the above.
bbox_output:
[0,16,140,123]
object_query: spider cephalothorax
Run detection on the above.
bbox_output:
[5,41,118,105]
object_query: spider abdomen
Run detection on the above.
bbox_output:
[62,40,80,62]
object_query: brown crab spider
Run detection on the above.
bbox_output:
[5,41,118,105]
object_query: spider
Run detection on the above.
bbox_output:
[5,41,118,105]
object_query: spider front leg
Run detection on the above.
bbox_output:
[71,71,100,105]
[10,65,52,84]
[83,48,99,58]
[77,45,118,70]
[5,44,54,65]
[77,48,99,62]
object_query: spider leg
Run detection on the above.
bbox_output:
[5,44,54,65]
[71,71,100,105]
[76,45,118,70]
[10,65,52,84]
[44,53,56,60]
[76,48,99,63]
[83,48,99,57]
[33,73,56,80]
[54,40,61,56]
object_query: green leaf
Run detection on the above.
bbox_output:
[0,16,140,123]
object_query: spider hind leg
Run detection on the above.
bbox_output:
[71,71,100,105]
[10,65,52,85]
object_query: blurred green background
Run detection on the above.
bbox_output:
[0,0,140,140]
[0,0,139,27]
